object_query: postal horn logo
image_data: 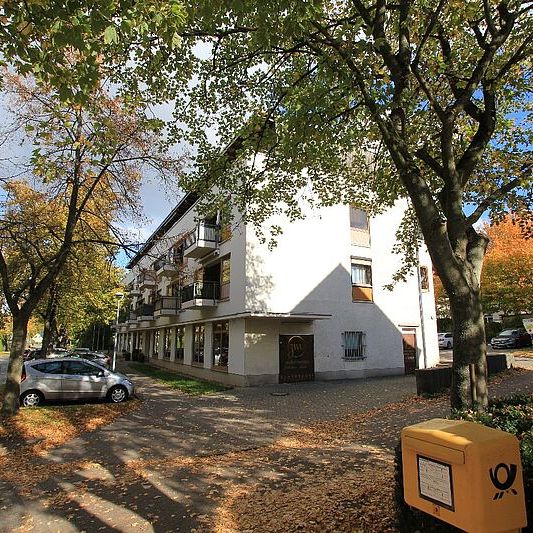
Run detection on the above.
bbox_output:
[489,463,518,500]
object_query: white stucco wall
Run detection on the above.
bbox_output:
[244,199,440,375]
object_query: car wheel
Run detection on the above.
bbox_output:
[20,390,44,408]
[107,385,128,403]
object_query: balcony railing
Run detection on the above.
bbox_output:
[138,272,157,289]
[154,296,181,315]
[135,303,154,320]
[128,310,137,323]
[181,281,219,305]
[183,222,220,258]
[153,257,166,271]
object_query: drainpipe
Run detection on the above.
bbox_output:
[416,246,428,369]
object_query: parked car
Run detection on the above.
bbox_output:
[20,357,134,407]
[68,351,111,368]
[47,348,70,358]
[438,332,454,349]
[24,348,47,361]
[490,329,532,349]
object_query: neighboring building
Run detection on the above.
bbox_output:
[117,192,439,386]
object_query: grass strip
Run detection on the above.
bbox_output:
[128,363,231,395]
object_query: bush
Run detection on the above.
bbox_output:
[395,395,533,532]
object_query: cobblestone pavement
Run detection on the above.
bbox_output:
[1,359,532,532]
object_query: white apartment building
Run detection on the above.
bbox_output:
[117,191,439,386]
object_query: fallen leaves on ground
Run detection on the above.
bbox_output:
[0,399,140,492]
[1,369,531,532]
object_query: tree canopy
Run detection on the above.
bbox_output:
[481,215,533,315]
[157,0,533,409]
[0,0,186,102]
[0,73,180,413]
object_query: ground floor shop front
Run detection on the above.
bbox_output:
[116,313,436,387]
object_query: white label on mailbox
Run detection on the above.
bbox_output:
[417,455,453,508]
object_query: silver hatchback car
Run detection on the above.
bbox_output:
[20,357,135,407]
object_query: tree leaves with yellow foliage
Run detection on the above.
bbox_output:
[481,216,533,315]
[0,73,182,415]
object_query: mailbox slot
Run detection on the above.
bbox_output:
[403,435,465,465]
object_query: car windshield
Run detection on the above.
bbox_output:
[499,330,516,337]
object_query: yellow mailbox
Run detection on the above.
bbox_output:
[401,418,527,533]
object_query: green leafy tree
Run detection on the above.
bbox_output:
[158,0,532,410]
[0,74,180,415]
[0,0,186,102]
[38,251,123,353]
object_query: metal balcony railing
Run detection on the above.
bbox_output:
[135,303,154,318]
[184,222,220,249]
[154,296,181,312]
[181,281,219,303]
[153,257,166,271]
[138,273,157,288]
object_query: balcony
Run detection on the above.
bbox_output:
[136,303,154,321]
[183,222,220,259]
[127,311,137,324]
[154,296,181,317]
[155,261,181,279]
[138,272,157,290]
[181,281,219,309]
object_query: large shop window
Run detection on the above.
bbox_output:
[153,330,160,357]
[350,207,370,246]
[342,331,366,360]
[175,326,184,360]
[351,260,373,302]
[192,324,205,364]
[163,328,171,359]
[212,321,229,370]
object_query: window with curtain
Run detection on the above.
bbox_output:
[342,331,366,360]
[350,207,370,246]
[351,260,373,302]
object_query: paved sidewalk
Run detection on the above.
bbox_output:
[1,365,532,532]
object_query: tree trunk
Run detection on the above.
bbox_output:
[1,315,28,416]
[41,286,58,356]
[449,287,488,410]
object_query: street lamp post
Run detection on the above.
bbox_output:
[112,292,124,371]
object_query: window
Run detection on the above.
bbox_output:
[153,330,160,357]
[192,324,205,364]
[220,257,231,300]
[169,241,184,265]
[168,282,181,297]
[342,331,366,360]
[33,361,63,374]
[351,260,373,302]
[350,207,370,246]
[219,212,232,242]
[420,266,429,291]
[163,328,171,359]
[63,361,101,376]
[212,321,229,369]
[175,326,184,360]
